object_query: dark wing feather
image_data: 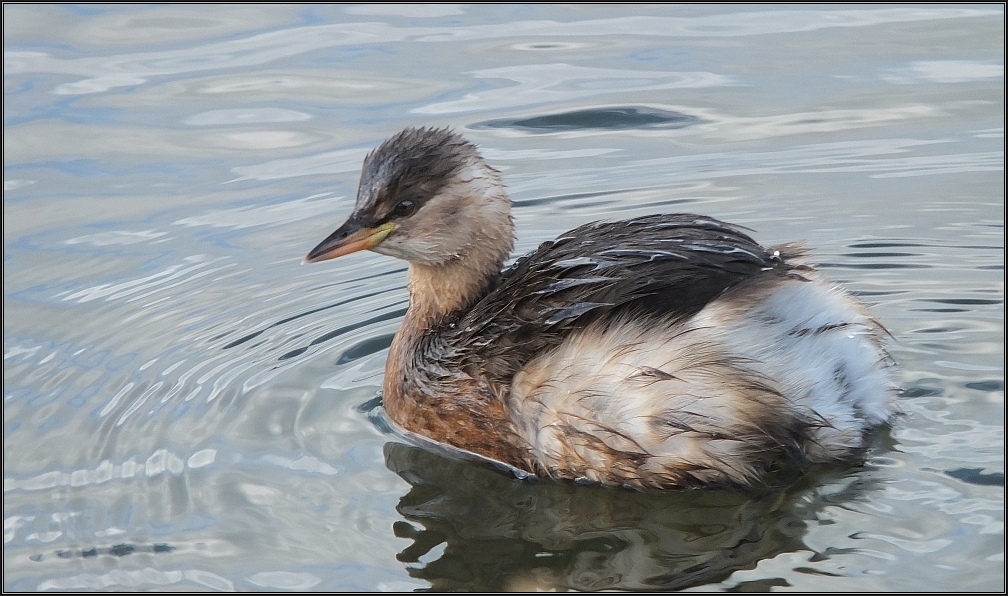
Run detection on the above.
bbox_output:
[439,213,792,383]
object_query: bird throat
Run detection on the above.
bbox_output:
[382,257,531,462]
[405,260,498,328]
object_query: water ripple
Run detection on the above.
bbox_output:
[472,106,704,133]
[416,65,734,115]
[7,8,997,95]
[2,5,1003,592]
[3,448,215,493]
[37,568,233,591]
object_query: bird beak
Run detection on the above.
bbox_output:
[303,220,395,264]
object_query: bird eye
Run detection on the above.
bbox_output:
[394,200,415,217]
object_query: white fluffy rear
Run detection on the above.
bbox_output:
[508,274,897,488]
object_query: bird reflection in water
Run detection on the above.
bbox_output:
[383,440,886,591]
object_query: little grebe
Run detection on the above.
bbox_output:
[305,127,896,489]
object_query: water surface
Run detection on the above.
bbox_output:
[4,4,1004,591]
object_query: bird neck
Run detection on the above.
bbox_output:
[405,257,501,330]
[384,234,508,406]
[383,252,503,433]
[385,248,532,466]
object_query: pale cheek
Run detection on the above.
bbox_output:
[375,234,449,265]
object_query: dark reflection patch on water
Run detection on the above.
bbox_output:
[336,333,395,365]
[471,106,705,133]
[30,542,174,563]
[944,468,1005,487]
[277,308,406,361]
[965,380,1004,392]
[221,289,389,350]
[927,298,1003,305]
[513,189,618,208]
[382,442,882,592]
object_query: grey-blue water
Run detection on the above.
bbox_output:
[3,5,1004,591]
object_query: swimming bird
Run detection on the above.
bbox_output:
[305,127,896,489]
